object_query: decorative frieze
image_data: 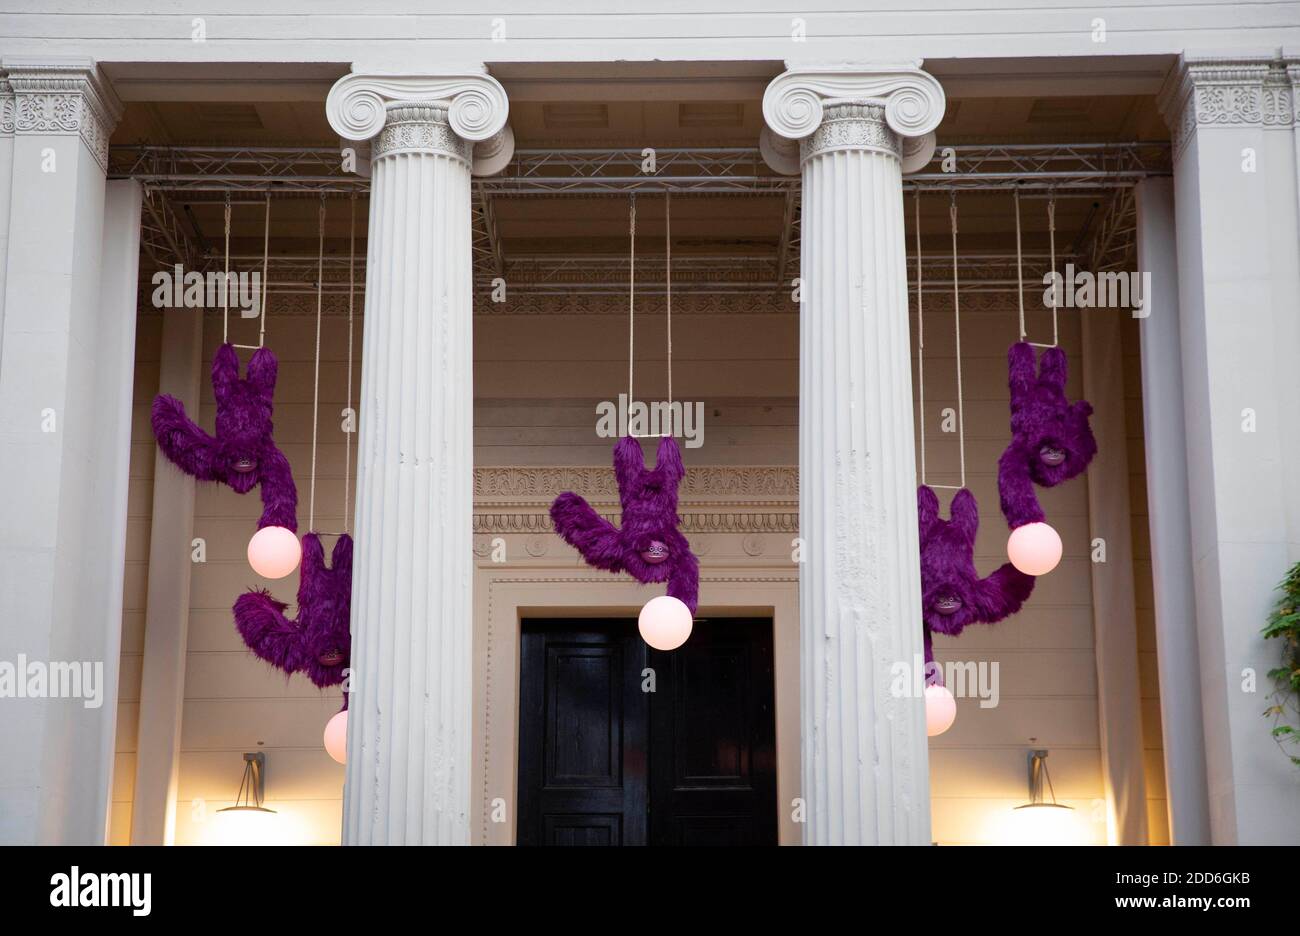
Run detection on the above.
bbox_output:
[473,464,798,505]
[1159,56,1299,160]
[1,59,122,172]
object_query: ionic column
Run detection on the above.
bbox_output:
[762,65,944,845]
[326,68,512,845]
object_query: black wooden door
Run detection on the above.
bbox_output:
[648,618,777,845]
[518,617,776,846]
[517,622,649,845]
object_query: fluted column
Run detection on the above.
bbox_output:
[763,65,944,845]
[326,68,512,845]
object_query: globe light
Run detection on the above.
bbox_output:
[248,525,301,579]
[1002,803,1084,846]
[638,595,693,651]
[324,709,348,765]
[924,684,957,737]
[1007,521,1063,576]
[999,749,1086,845]
[214,752,279,846]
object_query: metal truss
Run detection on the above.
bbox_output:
[111,145,367,194]
[116,142,1163,293]
[1086,188,1139,272]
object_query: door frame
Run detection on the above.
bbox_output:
[472,569,800,845]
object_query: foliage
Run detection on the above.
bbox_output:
[1263,562,1300,768]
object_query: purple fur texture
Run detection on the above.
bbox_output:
[918,486,1035,652]
[550,435,700,614]
[997,341,1096,529]
[151,343,298,531]
[233,533,352,688]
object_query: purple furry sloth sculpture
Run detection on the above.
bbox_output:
[151,343,297,531]
[550,435,700,614]
[918,486,1035,664]
[997,341,1096,529]
[233,533,352,688]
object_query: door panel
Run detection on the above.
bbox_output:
[518,622,648,846]
[649,619,777,846]
[518,617,776,846]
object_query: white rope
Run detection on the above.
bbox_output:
[308,199,325,532]
[255,193,269,350]
[666,191,672,409]
[343,194,356,534]
[1014,187,1025,342]
[918,192,967,491]
[221,193,231,343]
[627,193,636,412]
[1043,195,1060,348]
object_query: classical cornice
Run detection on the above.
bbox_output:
[1158,55,1298,160]
[0,58,123,171]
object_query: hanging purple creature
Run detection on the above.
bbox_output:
[997,341,1096,530]
[550,435,700,614]
[151,343,297,532]
[918,485,1035,669]
[233,533,352,689]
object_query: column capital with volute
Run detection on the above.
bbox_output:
[760,63,945,173]
[326,66,514,175]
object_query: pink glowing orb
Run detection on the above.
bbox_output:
[1006,522,1063,576]
[247,525,301,579]
[638,595,693,651]
[324,709,348,765]
[925,684,957,737]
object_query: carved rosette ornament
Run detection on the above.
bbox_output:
[325,69,514,174]
[760,64,944,174]
[1,59,122,172]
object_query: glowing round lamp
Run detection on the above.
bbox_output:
[214,752,279,846]
[1002,803,1082,846]
[1000,750,1085,845]
[924,684,957,737]
[324,709,348,765]
[215,805,280,846]
[248,525,301,579]
[1007,522,1062,576]
[638,595,693,651]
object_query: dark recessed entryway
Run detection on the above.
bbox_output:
[517,617,777,846]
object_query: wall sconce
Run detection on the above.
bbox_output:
[1001,749,1084,845]
[215,752,279,846]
